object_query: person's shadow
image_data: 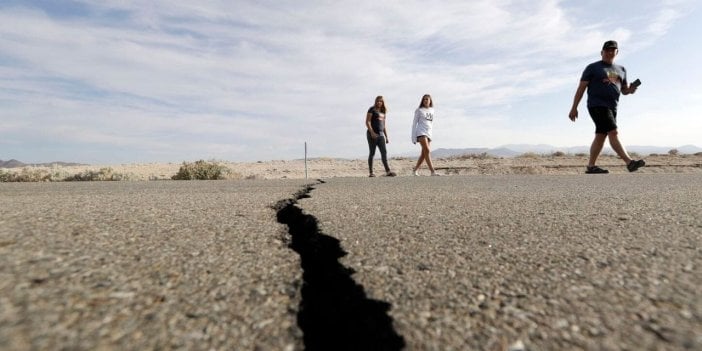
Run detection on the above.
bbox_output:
[275,188,406,350]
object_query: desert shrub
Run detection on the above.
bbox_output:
[668,149,679,156]
[518,152,540,159]
[629,152,641,158]
[453,152,494,160]
[575,153,588,157]
[0,168,52,182]
[695,152,702,156]
[551,151,566,157]
[64,168,126,181]
[172,160,231,180]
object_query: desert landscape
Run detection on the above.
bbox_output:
[1,153,701,181]
[2,155,701,350]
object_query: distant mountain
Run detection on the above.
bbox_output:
[429,144,702,158]
[0,159,85,168]
[0,159,25,168]
[498,144,560,154]
[605,145,702,155]
[679,145,702,154]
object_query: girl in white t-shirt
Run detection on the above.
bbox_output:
[411,94,438,176]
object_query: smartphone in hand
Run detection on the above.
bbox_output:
[631,79,642,88]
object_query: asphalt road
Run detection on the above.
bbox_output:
[1,174,701,350]
[1,180,309,350]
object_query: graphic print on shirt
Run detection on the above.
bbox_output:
[422,111,433,121]
[603,67,621,85]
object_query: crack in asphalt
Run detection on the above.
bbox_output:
[273,180,405,350]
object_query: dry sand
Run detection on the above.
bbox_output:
[2,154,701,181]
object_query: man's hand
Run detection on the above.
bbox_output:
[569,108,578,122]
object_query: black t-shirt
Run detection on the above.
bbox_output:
[581,60,627,110]
[367,106,386,134]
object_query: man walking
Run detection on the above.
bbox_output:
[569,40,645,174]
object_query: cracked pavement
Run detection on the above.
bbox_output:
[1,174,701,350]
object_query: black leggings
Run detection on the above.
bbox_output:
[367,131,390,174]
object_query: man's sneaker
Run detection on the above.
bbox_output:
[386,171,397,177]
[585,166,609,174]
[627,159,645,172]
[413,170,419,176]
[368,173,375,177]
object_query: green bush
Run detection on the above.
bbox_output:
[171,160,232,180]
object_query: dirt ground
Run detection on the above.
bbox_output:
[2,154,701,181]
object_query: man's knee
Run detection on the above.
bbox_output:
[607,129,619,137]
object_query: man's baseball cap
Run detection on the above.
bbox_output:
[602,40,618,50]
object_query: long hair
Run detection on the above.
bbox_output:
[418,94,433,108]
[374,95,387,113]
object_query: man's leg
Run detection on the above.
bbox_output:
[607,129,633,164]
[588,133,607,167]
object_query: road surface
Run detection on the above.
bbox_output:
[1,174,700,350]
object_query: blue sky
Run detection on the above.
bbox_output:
[1,0,700,163]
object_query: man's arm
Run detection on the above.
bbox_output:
[568,81,589,121]
[621,83,638,95]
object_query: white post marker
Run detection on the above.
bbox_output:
[304,142,308,180]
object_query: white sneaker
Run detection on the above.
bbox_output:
[413,170,419,176]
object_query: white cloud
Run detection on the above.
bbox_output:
[0,0,700,163]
